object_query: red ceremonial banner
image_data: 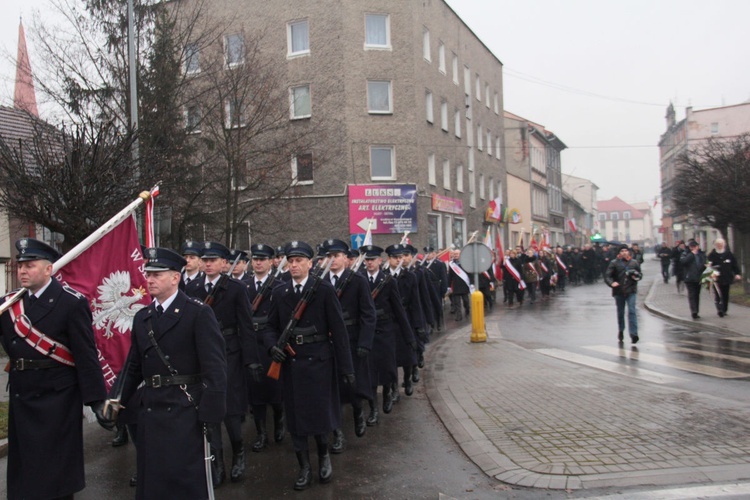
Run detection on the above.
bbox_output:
[55,215,149,389]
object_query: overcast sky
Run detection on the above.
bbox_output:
[3,0,750,216]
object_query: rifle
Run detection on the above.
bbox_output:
[371,260,402,300]
[251,256,287,313]
[205,252,242,307]
[267,257,333,380]
[335,254,366,298]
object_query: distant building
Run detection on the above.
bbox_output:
[597,197,653,246]
[658,102,750,247]
[561,173,598,246]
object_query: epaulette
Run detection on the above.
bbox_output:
[63,285,85,300]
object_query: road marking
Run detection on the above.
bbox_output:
[668,344,750,365]
[585,344,750,379]
[535,348,683,384]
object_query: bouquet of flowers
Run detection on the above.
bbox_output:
[700,265,721,297]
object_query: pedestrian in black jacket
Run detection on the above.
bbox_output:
[657,243,672,284]
[706,238,742,317]
[604,245,643,343]
[672,241,686,293]
[680,241,706,319]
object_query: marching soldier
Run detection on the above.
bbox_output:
[181,240,205,294]
[265,241,354,490]
[185,241,259,486]
[448,249,472,320]
[273,246,292,282]
[423,246,448,330]
[361,245,414,425]
[229,249,252,284]
[118,247,227,498]
[384,244,423,402]
[245,243,286,452]
[404,244,439,382]
[322,239,377,454]
[0,238,111,500]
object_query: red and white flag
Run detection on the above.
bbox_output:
[494,231,504,281]
[55,215,149,389]
[555,254,569,276]
[568,218,577,233]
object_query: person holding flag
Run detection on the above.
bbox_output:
[1,238,112,499]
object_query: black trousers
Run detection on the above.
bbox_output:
[685,282,701,315]
[714,283,731,313]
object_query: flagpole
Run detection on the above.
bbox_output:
[0,186,158,315]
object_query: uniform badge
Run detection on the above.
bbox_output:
[327,239,334,246]
[19,239,28,254]
[149,248,158,259]
[291,241,299,248]
[205,242,212,249]
[256,244,262,251]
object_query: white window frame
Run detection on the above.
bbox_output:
[456,164,464,192]
[367,80,393,114]
[494,92,499,114]
[710,122,719,134]
[611,212,619,220]
[425,90,433,123]
[440,99,448,131]
[486,129,492,156]
[291,153,314,186]
[477,124,483,151]
[469,170,476,208]
[185,42,200,75]
[495,137,501,159]
[428,153,436,186]
[438,42,446,74]
[454,109,461,138]
[475,73,481,101]
[224,34,245,68]
[422,28,431,62]
[289,84,311,120]
[623,211,631,220]
[184,105,201,134]
[224,98,246,129]
[485,83,490,108]
[489,177,494,200]
[452,53,459,85]
[479,173,485,200]
[463,65,471,95]
[364,13,391,49]
[370,146,395,180]
[443,159,450,190]
[287,20,310,58]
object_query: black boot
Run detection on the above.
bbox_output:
[112,424,128,447]
[251,418,267,452]
[272,403,285,442]
[294,450,313,491]
[230,441,245,482]
[212,448,225,488]
[382,386,393,414]
[366,398,379,426]
[317,441,333,484]
[391,381,400,403]
[330,428,345,454]
[418,352,425,369]
[353,404,366,437]
[412,366,420,383]
[129,472,137,487]
[403,369,414,396]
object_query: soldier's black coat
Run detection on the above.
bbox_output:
[246,275,285,406]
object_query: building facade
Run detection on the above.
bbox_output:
[597,197,653,246]
[181,0,507,250]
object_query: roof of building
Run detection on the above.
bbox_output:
[597,197,645,219]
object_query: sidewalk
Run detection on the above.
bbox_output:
[424,285,750,492]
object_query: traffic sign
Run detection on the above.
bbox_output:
[460,242,493,274]
[351,234,365,250]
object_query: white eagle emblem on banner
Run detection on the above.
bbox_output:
[91,271,147,338]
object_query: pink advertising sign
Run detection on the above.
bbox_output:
[348,184,418,234]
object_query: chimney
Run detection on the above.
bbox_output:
[14,18,39,117]
[665,102,675,129]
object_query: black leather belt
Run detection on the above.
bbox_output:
[252,317,268,331]
[10,358,60,371]
[375,309,391,321]
[144,374,202,388]
[293,333,329,345]
[344,318,357,326]
[221,327,238,337]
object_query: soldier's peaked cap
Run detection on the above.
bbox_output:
[228,249,249,262]
[181,240,203,256]
[385,244,407,256]
[15,238,61,263]
[284,241,314,259]
[322,239,349,254]
[251,244,275,258]
[144,247,187,272]
[201,241,230,259]
[360,245,383,258]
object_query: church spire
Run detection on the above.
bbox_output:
[14,18,39,117]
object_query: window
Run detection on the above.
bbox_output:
[452,218,465,247]
[185,43,200,74]
[710,122,719,134]
[365,14,390,48]
[224,34,245,67]
[477,124,483,151]
[479,173,485,200]
[610,212,619,220]
[456,164,464,192]
[494,92,499,114]
[497,181,502,201]
[599,213,606,221]
[185,105,201,133]
[290,85,311,119]
[288,20,310,56]
[463,65,471,95]
[443,159,450,189]
[454,109,461,138]
[469,170,475,207]
[475,73,481,101]
[485,83,490,108]
[428,214,441,249]
[370,146,394,180]
[225,98,246,128]
[452,53,459,84]
[292,153,314,185]
[422,28,431,62]
[438,42,446,74]
[623,211,631,220]
[232,159,248,189]
[367,80,392,113]
[495,137,501,159]
[440,99,448,131]
[428,154,436,185]
[486,129,492,156]
[489,177,494,200]
[425,91,433,123]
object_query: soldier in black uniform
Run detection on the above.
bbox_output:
[245,243,286,452]
[322,239,377,454]
[119,247,227,498]
[0,238,111,500]
[403,244,437,383]
[181,240,204,292]
[273,245,292,282]
[229,249,252,284]
[361,245,415,425]
[265,241,355,490]
[185,241,259,486]
[423,246,448,330]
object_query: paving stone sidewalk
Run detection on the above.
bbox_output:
[424,319,750,491]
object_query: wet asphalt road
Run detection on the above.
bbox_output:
[1,256,748,498]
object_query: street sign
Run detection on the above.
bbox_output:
[351,234,365,250]
[460,242,493,274]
